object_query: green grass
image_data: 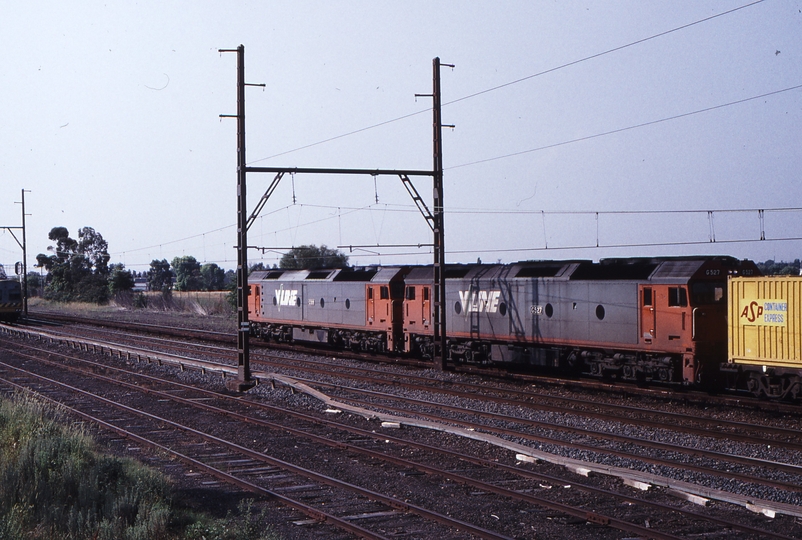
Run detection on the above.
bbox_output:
[0,392,280,540]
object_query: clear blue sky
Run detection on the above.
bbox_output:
[1,1,800,275]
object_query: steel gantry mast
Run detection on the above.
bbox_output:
[219,45,265,391]
[1,189,30,318]
[431,58,450,370]
[220,47,450,388]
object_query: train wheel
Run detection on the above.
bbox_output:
[783,377,801,402]
[746,373,764,398]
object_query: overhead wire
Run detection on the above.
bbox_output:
[109,204,802,262]
[441,0,765,108]
[118,0,784,265]
[245,0,766,166]
[448,83,802,170]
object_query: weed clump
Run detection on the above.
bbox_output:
[0,393,172,539]
[0,392,278,540]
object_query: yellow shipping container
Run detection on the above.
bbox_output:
[728,275,802,368]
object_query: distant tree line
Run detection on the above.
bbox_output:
[757,259,801,276]
[31,228,801,304]
[276,244,348,269]
[33,228,348,304]
[34,227,236,304]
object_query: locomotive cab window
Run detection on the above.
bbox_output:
[642,288,652,307]
[368,287,373,300]
[691,282,725,304]
[405,286,416,300]
[380,286,390,300]
[423,287,430,301]
[668,287,688,307]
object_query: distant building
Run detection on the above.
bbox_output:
[133,277,148,292]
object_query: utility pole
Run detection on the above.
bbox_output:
[20,189,29,317]
[429,58,452,370]
[3,190,30,318]
[220,44,263,391]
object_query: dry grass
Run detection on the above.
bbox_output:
[0,392,280,540]
[0,392,174,540]
[130,291,233,316]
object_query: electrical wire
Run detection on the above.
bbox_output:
[109,204,802,259]
[245,0,766,166]
[448,83,802,170]
[442,0,765,108]
[110,203,802,268]
[447,236,802,257]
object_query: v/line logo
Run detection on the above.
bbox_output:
[458,290,502,313]
[275,287,298,309]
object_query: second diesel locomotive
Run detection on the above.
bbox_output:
[248,256,760,388]
[0,278,23,323]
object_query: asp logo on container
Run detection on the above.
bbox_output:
[739,298,787,326]
[458,290,502,314]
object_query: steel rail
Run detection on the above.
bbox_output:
[26,342,789,540]
[0,358,513,540]
[22,312,802,416]
[297,376,802,494]
[6,322,802,489]
[7,320,802,472]
[1,338,793,539]
[73,318,802,451]
[0,373,386,540]
[250,351,802,453]
[250,359,802,456]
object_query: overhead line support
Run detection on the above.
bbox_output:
[221,49,451,387]
[1,189,30,317]
[427,57,451,370]
[219,44,259,392]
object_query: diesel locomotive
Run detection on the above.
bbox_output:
[0,277,23,323]
[248,256,764,391]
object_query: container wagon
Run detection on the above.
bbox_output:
[726,275,802,399]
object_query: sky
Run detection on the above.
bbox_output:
[1,1,801,277]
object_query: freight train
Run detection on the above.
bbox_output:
[246,256,800,400]
[0,277,23,323]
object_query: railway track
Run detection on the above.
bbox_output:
[1,330,796,538]
[19,318,802,458]
[27,310,802,415]
[4,317,802,537]
[0,343,513,539]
